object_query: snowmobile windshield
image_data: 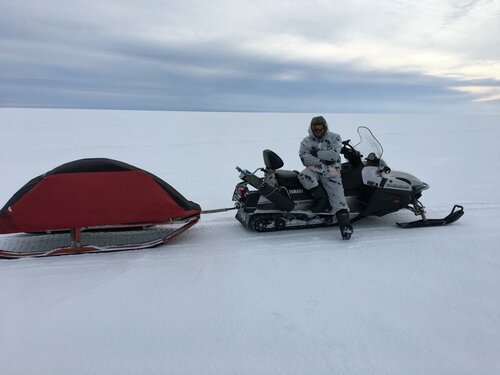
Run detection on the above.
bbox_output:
[353,126,383,160]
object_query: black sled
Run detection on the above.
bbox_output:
[232,126,464,233]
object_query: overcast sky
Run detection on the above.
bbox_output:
[1,0,500,113]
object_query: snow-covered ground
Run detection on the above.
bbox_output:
[0,108,499,374]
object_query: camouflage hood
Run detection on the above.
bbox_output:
[308,115,329,139]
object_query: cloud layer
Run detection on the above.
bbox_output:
[1,0,500,112]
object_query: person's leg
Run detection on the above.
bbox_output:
[320,175,348,213]
[298,169,330,212]
[321,175,353,239]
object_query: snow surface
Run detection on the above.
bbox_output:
[0,108,499,374]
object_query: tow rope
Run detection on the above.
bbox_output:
[201,206,238,215]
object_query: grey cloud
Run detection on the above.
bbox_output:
[1,0,500,113]
[450,0,488,19]
[0,37,476,113]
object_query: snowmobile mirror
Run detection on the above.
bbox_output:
[263,149,284,170]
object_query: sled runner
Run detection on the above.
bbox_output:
[0,217,198,259]
[0,158,201,258]
[232,126,464,232]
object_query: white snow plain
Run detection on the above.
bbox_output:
[0,108,499,374]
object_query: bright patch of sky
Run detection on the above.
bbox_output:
[1,0,500,113]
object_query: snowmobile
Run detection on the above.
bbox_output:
[232,126,464,233]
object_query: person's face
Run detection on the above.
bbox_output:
[312,124,326,137]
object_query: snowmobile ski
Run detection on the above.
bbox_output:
[396,205,464,228]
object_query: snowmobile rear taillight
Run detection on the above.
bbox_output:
[237,186,247,199]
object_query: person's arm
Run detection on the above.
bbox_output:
[317,134,342,166]
[299,139,322,167]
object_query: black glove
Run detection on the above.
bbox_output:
[322,160,334,165]
[310,148,318,157]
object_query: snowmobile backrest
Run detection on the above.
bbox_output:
[263,149,284,170]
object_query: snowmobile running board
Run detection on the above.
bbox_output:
[397,205,464,228]
[0,216,199,259]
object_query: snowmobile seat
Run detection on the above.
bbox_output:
[275,170,302,189]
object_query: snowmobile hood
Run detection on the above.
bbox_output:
[308,116,329,140]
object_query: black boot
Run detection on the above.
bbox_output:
[336,209,353,240]
[309,185,331,213]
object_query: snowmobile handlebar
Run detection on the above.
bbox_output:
[341,140,390,172]
[341,142,363,167]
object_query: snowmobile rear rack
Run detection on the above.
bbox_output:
[397,205,464,228]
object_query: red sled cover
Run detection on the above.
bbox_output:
[0,158,201,234]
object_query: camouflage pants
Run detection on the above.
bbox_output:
[298,167,349,214]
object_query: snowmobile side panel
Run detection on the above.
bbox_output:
[341,164,364,195]
[258,182,295,212]
[362,188,412,217]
